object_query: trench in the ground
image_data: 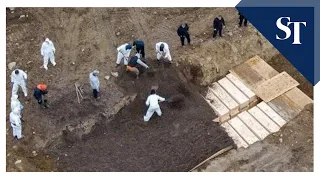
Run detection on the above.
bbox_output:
[42,59,235,171]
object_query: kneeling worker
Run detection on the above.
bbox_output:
[155,42,172,63]
[143,89,166,122]
[127,53,149,79]
[33,84,49,108]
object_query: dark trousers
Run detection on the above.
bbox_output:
[213,28,222,38]
[180,33,191,46]
[136,47,145,58]
[93,89,98,98]
[34,94,42,104]
[239,17,248,27]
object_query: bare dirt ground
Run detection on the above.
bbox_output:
[6,7,313,172]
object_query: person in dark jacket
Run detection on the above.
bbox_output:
[33,84,48,108]
[177,23,191,46]
[213,15,225,38]
[238,12,248,27]
[126,53,149,79]
[133,40,145,59]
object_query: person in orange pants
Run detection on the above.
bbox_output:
[126,53,149,79]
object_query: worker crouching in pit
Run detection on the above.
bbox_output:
[126,53,149,79]
[33,84,49,108]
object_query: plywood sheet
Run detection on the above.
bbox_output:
[245,55,279,80]
[257,102,287,127]
[248,107,280,133]
[226,73,257,102]
[209,83,239,116]
[254,72,299,102]
[221,122,249,149]
[229,63,265,90]
[218,77,249,109]
[228,117,260,145]
[284,88,313,109]
[267,94,301,121]
[237,111,269,140]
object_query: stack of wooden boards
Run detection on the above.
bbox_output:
[204,55,313,148]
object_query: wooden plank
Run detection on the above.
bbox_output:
[203,92,230,122]
[226,73,257,102]
[237,111,269,140]
[245,55,279,80]
[221,122,249,149]
[189,145,234,172]
[284,87,313,109]
[267,94,301,121]
[248,107,280,133]
[257,102,287,127]
[229,63,265,90]
[254,72,299,102]
[209,83,239,116]
[228,117,260,145]
[218,77,249,110]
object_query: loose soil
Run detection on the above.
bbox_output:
[55,61,233,171]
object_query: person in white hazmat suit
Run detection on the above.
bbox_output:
[11,95,23,116]
[89,70,100,99]
[116,43,132,66]
[11,69,28,97]
[10,108,23,140]
[143,89,166,122]
[41,37,56,70]
[155,42,172,63]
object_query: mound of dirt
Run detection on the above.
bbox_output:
[55,60,234,172]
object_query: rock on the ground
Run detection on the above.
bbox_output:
[15,160,22,165]
[105,76,110,80]
[32,151,37,156]
[27,61,32,64]
[116,32,120,36]
[279,138,283,143]
[19,15,26,19]
[111,72,119,77]
[8,62,16,70]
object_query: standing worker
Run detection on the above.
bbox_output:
[11,69,28,97]
[41,37,56,70]
[238,12,248,27]
[143,89,166,122]
[155,42,172,63]
[133,40,145,59]
[89,70,100,99]
[11,95,23,114]
[127,53,149,79]
[116,43,132,67]
[10,108,23,140]
[33,84,49,108]
[177,23,191,46]
[213,15,225,38]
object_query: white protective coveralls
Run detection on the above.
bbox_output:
[143,94,166,122]
[116,43,131,65]
[11,95,23,115]
[10,108,23,139]
[155,42,172,62]
[89,71,100,92]
[11,69,28,97]
[41,38,56,70]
